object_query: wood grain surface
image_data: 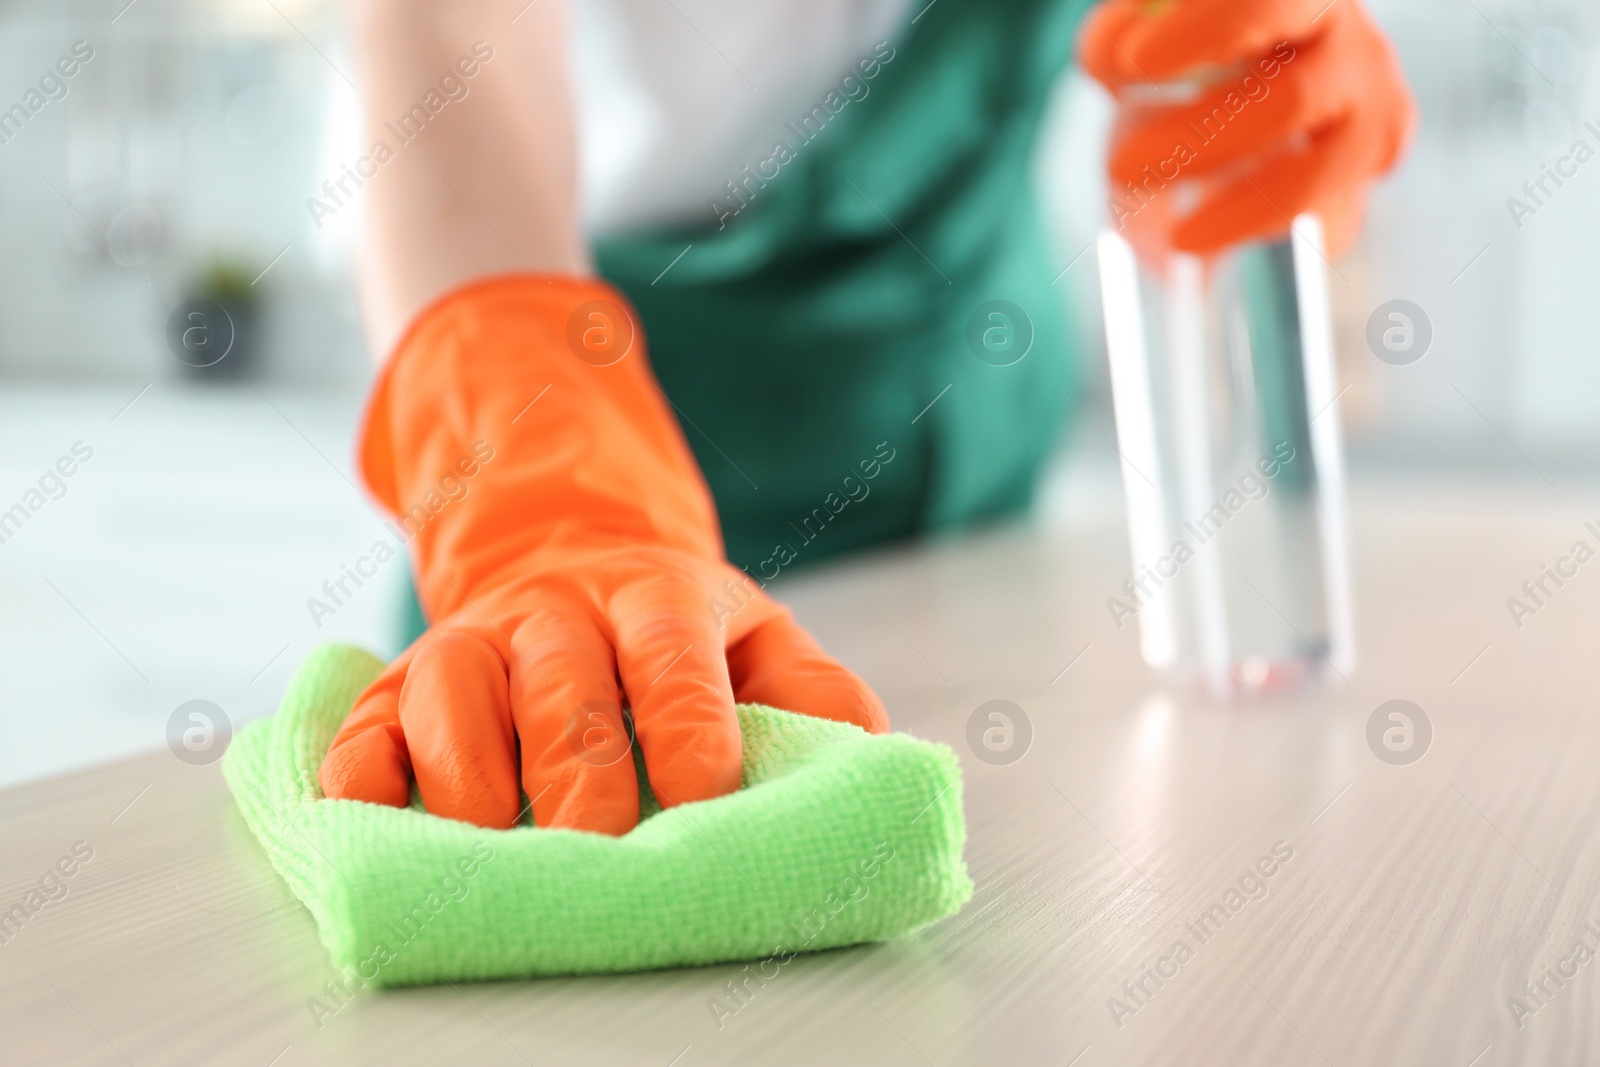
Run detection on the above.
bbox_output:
[5,480,1600,1067]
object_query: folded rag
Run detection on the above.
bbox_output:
[223,645,972,986]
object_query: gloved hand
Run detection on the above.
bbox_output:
[319,275,888,834]
[1078,0,1416,255]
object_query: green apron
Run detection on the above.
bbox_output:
[400,0,1086,646]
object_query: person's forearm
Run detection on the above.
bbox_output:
[342,0,589,358]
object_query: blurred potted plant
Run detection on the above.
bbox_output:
[179,256,260,379]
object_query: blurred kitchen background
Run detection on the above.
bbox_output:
[1,0,1596,787]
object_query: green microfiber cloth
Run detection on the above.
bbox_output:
[223,644,971,986]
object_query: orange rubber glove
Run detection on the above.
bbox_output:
[1078,0,1416,256]
[319,275,888,834]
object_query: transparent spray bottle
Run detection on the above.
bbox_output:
[1094,87,1354,697]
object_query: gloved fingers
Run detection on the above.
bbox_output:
[1108,35,1348,188]
[610,570,742,811]
[396,629,523,829]
[508,600,640,836]
[1077,0,1161,89]
[320,653,414,808]
[728,612,890,735]
[1084,0,1341,88]
[1170,117,1370,254]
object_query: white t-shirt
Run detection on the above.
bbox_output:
[570,0,917,236]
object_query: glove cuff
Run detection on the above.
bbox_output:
[356,272,724,620]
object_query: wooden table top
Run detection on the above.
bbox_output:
[6,479,1600,1067]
